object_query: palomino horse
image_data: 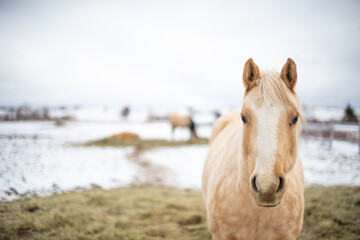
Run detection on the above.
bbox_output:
[202,58,304,240]
[168,113,198,141]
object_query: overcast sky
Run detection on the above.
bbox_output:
[0,0,359,108]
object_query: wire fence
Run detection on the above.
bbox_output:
[303,122,360,154]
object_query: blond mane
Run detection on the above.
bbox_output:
[256,70,305,127]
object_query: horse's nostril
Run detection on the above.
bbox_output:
[251,176,259,194]
[276,177,285,194]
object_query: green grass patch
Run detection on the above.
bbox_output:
[0,186,359,240]
[83,138,209,150]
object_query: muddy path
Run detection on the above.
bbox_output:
[127,148,170,187]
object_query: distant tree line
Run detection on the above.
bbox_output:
[0,106,73,121]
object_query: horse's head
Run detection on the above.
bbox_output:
[241,58,303,207]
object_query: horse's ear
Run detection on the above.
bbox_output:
[243,58,260,89]
[280,58,297,90]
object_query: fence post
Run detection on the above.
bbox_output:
[329,122,334,150]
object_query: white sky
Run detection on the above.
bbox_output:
[0,0,359,108]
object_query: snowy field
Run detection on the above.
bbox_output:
[0,117,359,201]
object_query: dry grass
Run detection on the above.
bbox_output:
[0,186,359,240]
[0,188,210,240]
[82,138,209,151]
[299,186,360,240]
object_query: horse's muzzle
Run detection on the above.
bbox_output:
[250,175,286,207]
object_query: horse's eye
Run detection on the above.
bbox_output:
[241,114,248,124]
[290,115,298,126]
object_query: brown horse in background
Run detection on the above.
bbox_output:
[202,58,304,239]
[168,113,198,141]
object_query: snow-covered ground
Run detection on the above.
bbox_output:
[0,119,359,201]
[0,120,208,200]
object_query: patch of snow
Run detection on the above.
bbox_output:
[300,139,360,186]
[0,134,139,200]
[143,146,209,189]
[0,121,211,201]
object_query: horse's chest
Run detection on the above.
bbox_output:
[208,198,300,240]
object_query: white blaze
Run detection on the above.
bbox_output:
[253,104,282,192]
